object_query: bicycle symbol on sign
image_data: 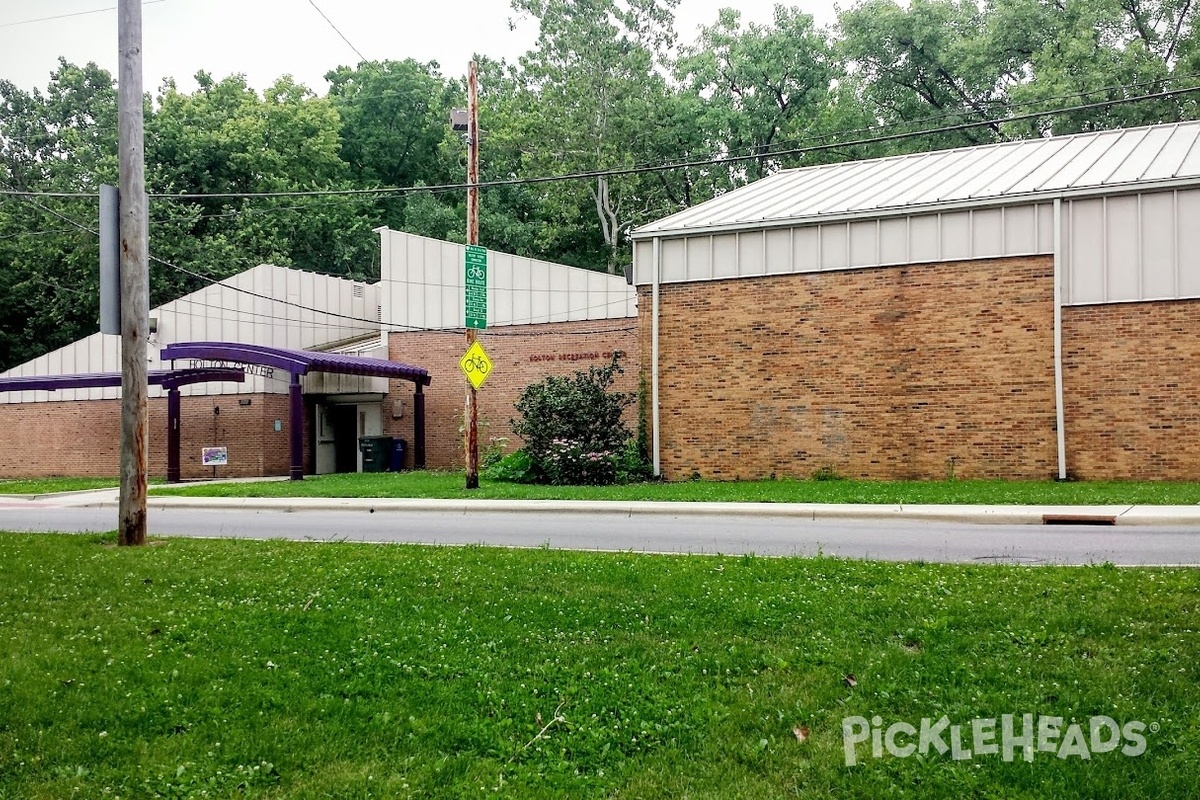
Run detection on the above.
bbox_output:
[463,354,490,375]
[466,265,486,281]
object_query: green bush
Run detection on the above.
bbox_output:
[511,354,641,485]
[483,449,535,483]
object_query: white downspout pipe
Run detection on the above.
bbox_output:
[652,237,661,478]
[1054,199,1067,480]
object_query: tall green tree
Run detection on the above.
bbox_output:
[988,0,1189,136]
[838,0,1006,151]
[509,0,681,272]
[677,6,838,183]
[0,61,117,370]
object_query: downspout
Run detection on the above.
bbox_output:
[1054,199,1067,480]
[652,236,661,478]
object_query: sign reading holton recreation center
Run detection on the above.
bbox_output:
[459,340,493,390]
[465,244,487,329]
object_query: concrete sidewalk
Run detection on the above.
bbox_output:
[24,488,1200,526]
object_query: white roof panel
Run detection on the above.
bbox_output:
[635,121,1200,237]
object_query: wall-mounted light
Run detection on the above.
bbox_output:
[239,398,252,406]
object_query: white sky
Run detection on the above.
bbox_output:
[0,0,844,95]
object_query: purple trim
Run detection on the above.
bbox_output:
[157,367,246,390]
[413,384,426,469]
[160,342,431,385]
[167,388,181,483]
[0,368,246,393]
[289,374,304,481]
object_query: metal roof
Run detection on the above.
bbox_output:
[160,342,431,385]
[633,121,1200,238]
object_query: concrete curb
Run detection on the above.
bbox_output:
[67,495,1199,525]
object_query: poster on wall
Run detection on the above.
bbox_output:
[201,446,228,466]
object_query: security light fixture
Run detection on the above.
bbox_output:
[449,109,469,132]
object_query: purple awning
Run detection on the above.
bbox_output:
[159,342,431,385]
[0,368,246,393]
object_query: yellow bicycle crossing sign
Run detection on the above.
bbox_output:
[458,341,493,390]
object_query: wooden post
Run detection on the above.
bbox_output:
[117,0,148,545]
[464,60,480,490]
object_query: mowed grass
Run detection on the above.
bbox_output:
[1,534,1198,798]
[149,470,1200,505]
[0,477,121,495]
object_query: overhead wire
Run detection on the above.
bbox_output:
[3,182,638,334]
[305,0,367,62]
[5,80,1200,207]
[0,0,167,29]
[141,84,1200,199]
[4,85,1200,338]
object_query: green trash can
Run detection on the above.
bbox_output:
[358,435,394,472]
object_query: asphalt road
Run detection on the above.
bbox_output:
[2,504,1200,565]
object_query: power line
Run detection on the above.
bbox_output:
[144,85,1200,199]
[306,0,366,63]
[5,191,635,333]
[5,82,1199,206]
[0,190,99,199]
[0,0,167,29]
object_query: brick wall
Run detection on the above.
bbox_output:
[639,256,1059,481]
[1063,299,1200,480]
[386,319,640,469]
[0,392,296,480]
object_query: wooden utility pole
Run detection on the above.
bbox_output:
[464,60,481,490]
[117,0,149,545]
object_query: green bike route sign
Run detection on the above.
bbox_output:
[465,245,487,330]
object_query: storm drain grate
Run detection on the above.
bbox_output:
[1041,514,1117,526]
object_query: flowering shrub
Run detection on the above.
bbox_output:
[511,354,638,485]
[540,438,617,485]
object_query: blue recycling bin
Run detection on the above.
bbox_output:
[390,438,408,472]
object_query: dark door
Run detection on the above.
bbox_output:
[329,405,358,473]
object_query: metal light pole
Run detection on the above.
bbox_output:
[117,0,149,545]
[464,60,481,490]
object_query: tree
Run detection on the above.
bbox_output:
[989,0,1188,136]
[677,6,838,183]
[509,0,681,272]
[146,72,372,295]
[0,61,117,370]
[837,0,1006,151]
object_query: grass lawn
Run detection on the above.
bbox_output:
[148,470,1200,505]
[0,534,1197,798]
[0,477,121,495]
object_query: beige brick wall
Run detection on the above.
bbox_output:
[0,393,297,479]
[0,319,638,479]
[387,319,640,469]
[1063,299,1200,480]
[639,256,1060,480]
[12,277,1200,483]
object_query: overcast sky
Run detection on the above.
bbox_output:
[0,0,844,95]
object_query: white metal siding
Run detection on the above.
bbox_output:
[1064,188,1200,305]
[379,229,637,330]
[0,264,380,403]
[637,188,1200,309]
[637,203,1057,285]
